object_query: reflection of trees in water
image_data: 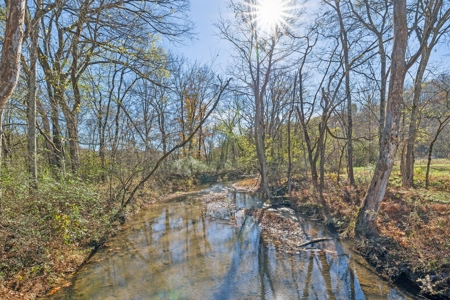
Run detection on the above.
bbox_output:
[63,197,404,299]
[213,218,258,299]
[184,202,212,280]
[258,235,282,299]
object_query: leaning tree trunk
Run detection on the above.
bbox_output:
[0,0,26,209]
[0,0,26,110]
[425,137,436,190]
[355,0,408,238]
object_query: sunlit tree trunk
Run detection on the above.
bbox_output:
[355,0,408,237]
[0,0,26,109]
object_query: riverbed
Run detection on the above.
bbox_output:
[47,184,414,299]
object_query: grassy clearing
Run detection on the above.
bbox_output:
[353,159,450,193]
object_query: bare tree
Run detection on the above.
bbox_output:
[216,0,301,196]
[355,0,409,237]
[121,78,232,209]
[349,0,392,145]
[36,0,192,173]
[401,0,450,188]
[25,0,46,188]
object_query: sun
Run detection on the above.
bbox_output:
[251,0,292,33]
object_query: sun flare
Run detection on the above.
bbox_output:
[252,0,292,33]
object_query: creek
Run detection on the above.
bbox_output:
[48,184,414,299]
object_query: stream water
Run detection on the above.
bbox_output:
[48,184,414,300]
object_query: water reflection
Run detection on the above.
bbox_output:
[48,191,410,300]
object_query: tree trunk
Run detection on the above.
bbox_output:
[253,36,272,197]
[287,109,293,196]
[0,110,3,213]
[0,0,26,110]
[334,0,355,186]
[36,99,57,166]
[296,88,331,220]
[287,74,297,197]
[66,114,80,172]
[27,9,40,189]
[255,92,270,196]
[378,41,387,147]
[355,0,408,238]
[425,138,435,190]
[0,0,26,208]
[50,95,65,172]
[402,49,431,188]
[39,50,66,172]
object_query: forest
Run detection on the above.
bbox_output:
[0,0,450,298]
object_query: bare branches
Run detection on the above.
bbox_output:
[121,78,232,208]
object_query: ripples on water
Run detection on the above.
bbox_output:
[48,186,411,300]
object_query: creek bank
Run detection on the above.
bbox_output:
[248,177,450,300]
[350,191,450,300]
[0,177,210,300]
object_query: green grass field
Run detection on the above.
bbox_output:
[352,159,450,202]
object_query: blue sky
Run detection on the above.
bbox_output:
[176,0,231,69]
[169,0,449,73]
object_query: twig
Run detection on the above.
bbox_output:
[298,237,334,247]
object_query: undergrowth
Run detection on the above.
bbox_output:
[0,169,118,299]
